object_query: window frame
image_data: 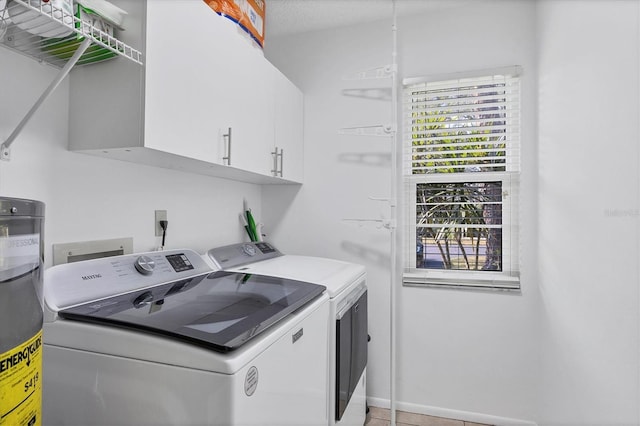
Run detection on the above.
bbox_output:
[402,67,521,291]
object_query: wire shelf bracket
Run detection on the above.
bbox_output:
[1,36,91,161]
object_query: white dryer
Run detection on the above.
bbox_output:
[205,242,368,426]
[42,249,330,426]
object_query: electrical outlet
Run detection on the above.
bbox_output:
[155,210,167,236]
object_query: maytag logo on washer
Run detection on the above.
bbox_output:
[81,274,102,281]
[244,366,258,396]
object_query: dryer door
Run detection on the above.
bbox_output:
[335,290,368,421]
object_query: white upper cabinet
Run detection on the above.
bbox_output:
[273,68,304,183]
[68,0,302,184]
[143,0,229,164]
[223,48,276,177]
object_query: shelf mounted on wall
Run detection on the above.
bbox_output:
[342,197,395,230]
[342,64,397,81]
[338,124,394,137]
[0,0,143,161]
[342,217,395,230]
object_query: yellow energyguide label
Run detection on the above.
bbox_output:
[0,331,42,426]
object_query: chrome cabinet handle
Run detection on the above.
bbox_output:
[271,146,278,176]
[222,127,232,165]
[279,148,284,177]
[271,147,283,177]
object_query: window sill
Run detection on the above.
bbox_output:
[403,270,520,292]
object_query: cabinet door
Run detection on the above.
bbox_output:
[274,69,304,182]
[225,48,274,176]
[143,0,243,164]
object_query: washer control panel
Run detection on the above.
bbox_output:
[165,253,195,273]
[44,249,212,313]
[207,241,282,269]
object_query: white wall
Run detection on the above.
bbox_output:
[536,1,640,425]
[264,1,540,423]
[0,49,262,267]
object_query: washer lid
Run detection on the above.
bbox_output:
[58,271,326,353]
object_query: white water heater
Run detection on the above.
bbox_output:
[0,197,45,426]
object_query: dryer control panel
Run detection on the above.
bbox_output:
[207,241,282,269]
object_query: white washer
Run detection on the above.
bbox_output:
[205,242,368,426]
[42,249,330,426]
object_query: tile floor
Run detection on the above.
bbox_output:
[365,406,493,426]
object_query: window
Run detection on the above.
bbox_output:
[403,67,520,290]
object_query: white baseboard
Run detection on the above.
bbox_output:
[367,397,391,410]
[366,397,537,426]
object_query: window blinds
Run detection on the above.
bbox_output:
[402,68,521,289]
[404,73,520,176]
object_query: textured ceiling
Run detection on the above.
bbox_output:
[265,0,474,38]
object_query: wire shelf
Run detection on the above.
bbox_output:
[0,0,142,68]
[338,124,394,137]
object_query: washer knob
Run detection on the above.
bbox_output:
[242,244,257,256]
[134,255,155,275]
